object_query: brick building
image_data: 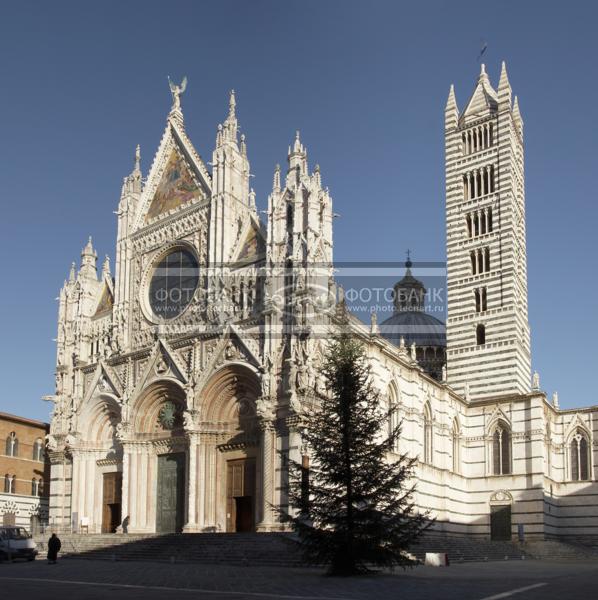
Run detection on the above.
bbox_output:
[1,412,50,530]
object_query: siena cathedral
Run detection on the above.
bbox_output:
[47,63,597,542]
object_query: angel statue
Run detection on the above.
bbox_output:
[168,76,188,111]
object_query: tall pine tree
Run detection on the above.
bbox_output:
[283,324,430,575]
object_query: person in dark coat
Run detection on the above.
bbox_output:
[47,533,61,564]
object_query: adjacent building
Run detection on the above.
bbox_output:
[1,412,50,530]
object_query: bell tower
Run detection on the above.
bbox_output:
[445,62,531,399]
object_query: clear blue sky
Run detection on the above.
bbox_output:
[0,0,596,420]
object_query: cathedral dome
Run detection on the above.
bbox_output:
[378,252,446,381]
[379,310,446,348]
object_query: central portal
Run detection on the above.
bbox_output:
[226,458,256,532]
[156,453,186,533]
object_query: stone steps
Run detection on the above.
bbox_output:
[521,540,598,561]
[36,533,304,567]
[35,532,598,566]
[409,534,527,563]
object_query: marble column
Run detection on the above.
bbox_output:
[184,432,200,532]
[117,445,130,533]
[256,419,277,531]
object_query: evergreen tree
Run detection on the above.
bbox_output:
[283,325,431,575]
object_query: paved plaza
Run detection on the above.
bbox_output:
[1,558,597,600]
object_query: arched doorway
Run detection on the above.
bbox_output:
[133,380,188,534]
[76,394,122,533]
[199,365,262,532]
[489,490,513,541]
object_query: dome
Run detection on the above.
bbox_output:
[379,310,446,348]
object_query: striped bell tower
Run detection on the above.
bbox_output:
[445,62,531,400]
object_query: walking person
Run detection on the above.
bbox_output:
[47,533,61,564]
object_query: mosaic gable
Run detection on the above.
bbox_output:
[145,149,201,222]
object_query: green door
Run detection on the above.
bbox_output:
[156,453,185,533]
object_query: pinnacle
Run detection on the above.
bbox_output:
[229,89,236,117]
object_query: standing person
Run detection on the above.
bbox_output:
[47,533,61,564]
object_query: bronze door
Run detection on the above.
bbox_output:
[102,472,122,533]
[490,505,512,540]
[226,458,256,532]
[156,453,185,533]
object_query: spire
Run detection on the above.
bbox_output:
[121,144,142,197]
[79,236,98,279]
[393,251,426,313]
[102,255,111,278]
[222,89,238,144]
[445,84,458,129]
[134,144,141,173]
[249,187,256,211]
[288,130,308,178]
[497,61,512,109]
[293,130,302,153]
[69,262,76,282]
[273,164,281,191]
[228,89,236,119]
[513,95,523,132]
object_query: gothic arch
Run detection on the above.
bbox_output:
[489,419,511,476]
[452,416,461,473]
[387,380,401,452]
[566,426,592,481]
[78,393,122,450]
[198,365,261,445]
[132,379,187,436]
[422,401,433,464]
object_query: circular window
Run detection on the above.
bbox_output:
[148,248,199,320]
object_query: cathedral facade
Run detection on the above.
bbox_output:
[47,64,598,541]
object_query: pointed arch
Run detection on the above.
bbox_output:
[491,420,511,475]
[387,381,400,453]
[423,401,433,465]
[78,393,123,457]
[567,427,591,481]
[452,416,461,474]
[132,379,187,437]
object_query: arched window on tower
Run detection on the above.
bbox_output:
[492,424,511,475]
[452,418,461,474]
[423,403,433,465]
[5,432,18,457]
[4,474,11,493]
[32,478,40,497]
[476,324,486,345]
[569,428,590,481]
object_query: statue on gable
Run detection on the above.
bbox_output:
[168,76,187,112]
